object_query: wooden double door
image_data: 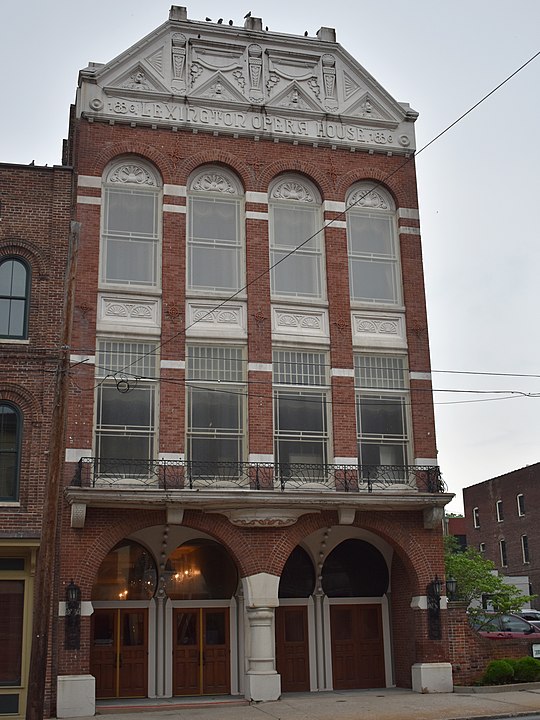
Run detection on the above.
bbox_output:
[330,604,385,689]
[91,608,148,698]
[173,608,230,696]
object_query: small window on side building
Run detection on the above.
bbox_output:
[496,500,504,522]
[473,507,480,528]
[499,539,508,567]
[517,493,525,517]
[521,535,530,564]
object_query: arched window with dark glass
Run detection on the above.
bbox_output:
[0,258,30,339]
[91,540,158,601]
[321,539,389,597]
[279,546,315,598]
[165,539,238,600]
[0,403,21,502]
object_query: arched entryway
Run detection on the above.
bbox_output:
[89,531,240,700]
[276,529,393,693]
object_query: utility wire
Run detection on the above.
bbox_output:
[115,45,540,378]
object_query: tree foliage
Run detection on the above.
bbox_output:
[444,536,534,613]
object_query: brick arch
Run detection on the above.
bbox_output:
[177,152,254,190]
[88,143,173,183]
[260,161,332,199]
[0,239,48,278]
[335,168,405,208]
[0,383,43,423]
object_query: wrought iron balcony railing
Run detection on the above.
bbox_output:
[72,458,446,494]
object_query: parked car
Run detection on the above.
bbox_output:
[516,610,540,629]
[469,612,540,638]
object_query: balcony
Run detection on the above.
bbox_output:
[72,457,446,493]
[65,458,451,530]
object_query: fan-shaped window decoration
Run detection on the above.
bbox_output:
[187,168,244,293]
[101,159,162,287]
[165,539,238,600]
[321,539,389,597]
[269,176,324,299]
[279,546,315,598]
[0,258,30,339]
[91,540,157,600]
[346,183,400,305]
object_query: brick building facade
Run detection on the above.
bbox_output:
[0,163,73,716]
[2,7,457,717]
[463,463,540,608]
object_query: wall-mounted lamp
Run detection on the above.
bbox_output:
[65,579,81,650]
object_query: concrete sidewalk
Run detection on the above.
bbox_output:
[58,687,540,720]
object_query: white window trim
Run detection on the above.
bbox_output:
[496,500,504,523]
[517,493,525,517]
[499,539,508,567]
[473,507,480,528]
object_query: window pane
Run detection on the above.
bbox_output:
[360,442,405,466]
[97,433,153,462]
[276,439,326,465]
[191,197,238,242]
[0,580,24,685]
[187,346,244,382]
[0,262,12,294]
[271,251,320,297]
[190,437,241,465]
[104,237,156,285]
[189,243,240,291]
[272,206,318,249]
[0,406,18,500]
[360,397,404,436]
[348,214,394,255]
[189,388,241,431]
[7,300,25,336]
[106,189,157,237]
[10,261,28,296]
[0,299,9,335]
[350,258,396,303]
[277,393,325,433]
[98,386,153,428]
[355,355,406,390]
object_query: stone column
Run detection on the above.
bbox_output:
[242,573,281,701]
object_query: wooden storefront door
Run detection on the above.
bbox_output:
[91,608,148,698]
[330,604,385,689]
[173,608,230,696]
[275,606,310,692]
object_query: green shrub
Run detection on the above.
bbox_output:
[513,656,540,683]
[482,659,515,685]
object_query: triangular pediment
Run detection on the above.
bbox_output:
[270,81,321,113]
[344,92,396,123]
[108,62,170,95]
[190,71,247,104]
[78,11,416,151]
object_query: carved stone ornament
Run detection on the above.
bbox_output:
[122,71,152,90]
[165,303,181,321]
[171,33,187,83]
[193,308,240,325]
[191,171,237,194]
[271,180,314,203]
[322,54,337,110]
[105,302,153,319]
[253,310,267,327]
[348,187,389,210]
[277,313,321,330]
[109,164,157,186]
[356,318,399,335]
[216,508,316,527]
[248,44,263,94]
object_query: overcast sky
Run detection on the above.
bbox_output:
[2,1,540,513]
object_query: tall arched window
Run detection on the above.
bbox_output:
[187,168,244,293]
[101,159,162,287]
[0,258,30,339]
[0,403,21,501]
[346,184,400,305]
[269,176,324,300]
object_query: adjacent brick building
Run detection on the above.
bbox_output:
[0,163,73,716]
[2,7,457,717]
[464,463,540,608]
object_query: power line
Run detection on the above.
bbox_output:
[112,45,540,377]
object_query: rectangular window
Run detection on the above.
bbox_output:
[517,493,525,516]
[496,500,504,522]
[186,346,245,472]
[473,507,480,528]
[188,196,242,292]
[0,579,24,685]
[270,204,323,299]
[347,210,399,305]
[273,350,329,475]
[522,535,530,564]
[102,187,160,286]
[95,341,157,476]
[355,355,409,469]
[499,539,508,567]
